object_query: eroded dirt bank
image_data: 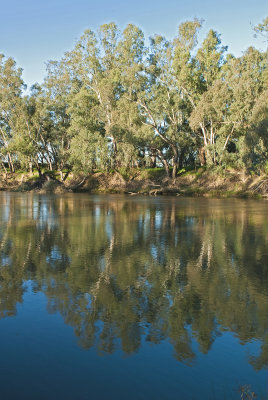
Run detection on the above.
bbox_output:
[0,168,267,198]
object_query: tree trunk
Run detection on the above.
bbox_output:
[43,153,53,171]
[199,147,206,166]
[1,162,7,180]
[172,163,177,180]
[154,148,170,177]
[205,148,214,166]
[150,154,156,168]
[34,159,42,178]
[171,145,179,180]
[111,136,117,168]
[8,153,15,173]
[162,159,170,177]
[178,149,185,169]
[29,161,33,175]
[62,170,70,182]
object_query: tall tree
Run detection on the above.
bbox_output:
[0,54,24,172]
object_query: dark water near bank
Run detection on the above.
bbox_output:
[0,193,267,400]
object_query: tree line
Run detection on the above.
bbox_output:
[0,18,267,179]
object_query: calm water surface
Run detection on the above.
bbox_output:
[0,192,267,400]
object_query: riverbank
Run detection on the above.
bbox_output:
[0,168,268,198]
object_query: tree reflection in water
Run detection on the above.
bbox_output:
[0,193,267,370]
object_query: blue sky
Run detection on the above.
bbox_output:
[1,0,267,88]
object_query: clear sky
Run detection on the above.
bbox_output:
[1,0,267,88]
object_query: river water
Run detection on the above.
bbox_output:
[0,192,267,399]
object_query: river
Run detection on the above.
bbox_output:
[0,193,267,399]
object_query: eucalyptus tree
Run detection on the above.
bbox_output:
[0,54,25,172]
[68,86,108,173]
[1,20,267,175]
[111,23,147,168]
[173,20,204,164]
[221,47,268,170]
[43,60,73,178]
[130,32,195,178]
[250,87,268,163]
[56,23,146,172]
[173,22,229,165]
[254,16,268,42]
[188,30,268,168]
[8,84,57,175]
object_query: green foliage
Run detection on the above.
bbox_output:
[139,167,166,180]
[254,17,268,41]
[117,166,133,180]
[0,17,267,175]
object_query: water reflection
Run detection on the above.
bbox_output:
[0,193,267,370]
